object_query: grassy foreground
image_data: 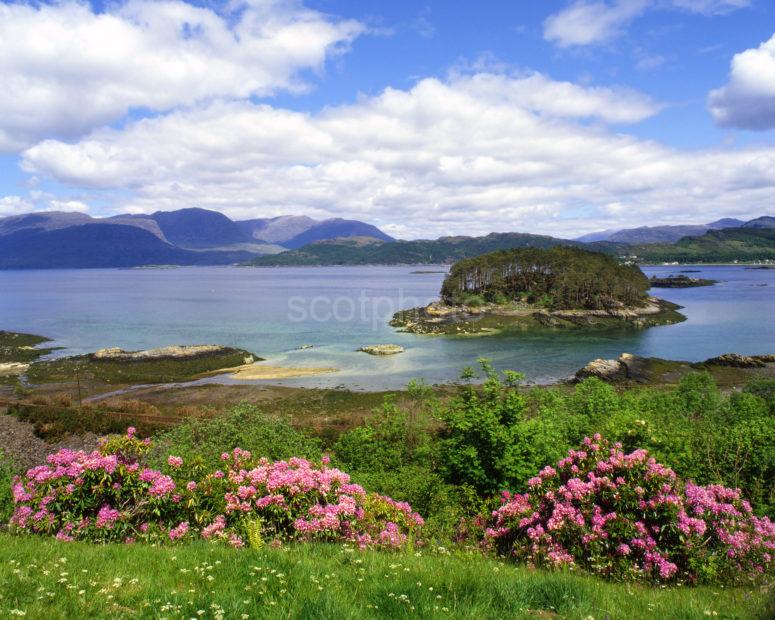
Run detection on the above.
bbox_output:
[0,535,771,620]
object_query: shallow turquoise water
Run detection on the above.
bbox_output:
[0,265,772,389]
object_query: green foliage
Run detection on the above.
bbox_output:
[440,246,650,309]
[633,227,775,263]
[0,449,16,523]
[437,360,565,495]
[149,402,321,474]
[329,365,773,520]
[8,402,162,441]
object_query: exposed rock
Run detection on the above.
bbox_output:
[703,353,775,368]
[92,345,252,362]
[0,362,29,376]
[618,353,654,383]
[391,297,685,335]
[575,358,627,382]
[358,344,405,356]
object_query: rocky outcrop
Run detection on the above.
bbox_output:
[0,362,29,376]
[574,352,775,385]
[358,344,405,356]
[391,297,685,335]
[703,353,775,368]
[92,345,255,365]
[575,358,628,382]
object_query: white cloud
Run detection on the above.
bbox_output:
[48,200,90,213]
[0,196,34,217]
[708,33,775,130]
[20,71,775,238]
[544,0,750,48]
[0,0,363,151]
[544,0,649,48]
[670,0,751,16]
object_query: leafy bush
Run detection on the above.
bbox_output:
[0,449,16,523]
[483,436,774,584]
[438,361,566,495]
[9,429,422,550]
[149,403,321,473]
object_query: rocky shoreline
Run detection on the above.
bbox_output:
[574,352,775,385]
[391,297,686,335]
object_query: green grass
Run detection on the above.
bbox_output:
[0,535,770,619]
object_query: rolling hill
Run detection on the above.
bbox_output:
[631,227,775,263]
[248,232,594,266]
[0,224,257,269]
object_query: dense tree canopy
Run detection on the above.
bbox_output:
[440,246,650,309]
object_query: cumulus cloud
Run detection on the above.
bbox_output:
[708,33,775,130]
[0,196,34,217]
[19,71,775,238]
[544,0,750,48]
[0,0,363,151]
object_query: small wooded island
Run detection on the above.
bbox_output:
[649,274,717,288]
[391,247,686,335]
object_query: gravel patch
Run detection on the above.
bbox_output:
[0,412,99,470]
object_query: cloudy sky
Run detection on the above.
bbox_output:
[1,0,774,239]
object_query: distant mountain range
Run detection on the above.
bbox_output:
[251,216,775,266]
[248,232,592,266]
[0,208,772,269]
[628,226,775,263]
[0,208,394,269]
[575,218,748,244]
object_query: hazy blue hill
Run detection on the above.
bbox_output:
[237,215,394,248]
[145,208,251,248]
[248,232,584,266]
[0,224,255,269]
[578,218,746,244]
[0,211,94,236]
[237,215,318,243]
[742,216,775,229]
[282,218,394,249]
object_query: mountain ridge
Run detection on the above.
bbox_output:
[576,218,747,244]
[0,208,394,269]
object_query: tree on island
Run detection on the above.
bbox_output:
[440,246,650,310]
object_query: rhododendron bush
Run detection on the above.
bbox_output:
[9,429,423,549]
[484,435,774,584]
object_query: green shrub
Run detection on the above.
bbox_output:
[149,402,321,474]
[0,449,16,523]
[8,402,161,441]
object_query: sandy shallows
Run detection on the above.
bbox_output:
[228,364,338,380]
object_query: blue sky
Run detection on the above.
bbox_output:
[1,0,774,238]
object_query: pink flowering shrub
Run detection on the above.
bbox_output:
[9,430,423,550]
[483,435,774,584]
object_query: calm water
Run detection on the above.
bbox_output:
[0,265,773,389]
